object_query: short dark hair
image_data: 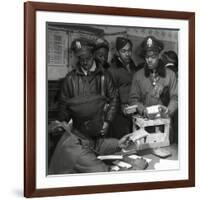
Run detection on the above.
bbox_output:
[116,37,132,51]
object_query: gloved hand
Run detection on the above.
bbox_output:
[122,104,129,116]
[122,104,138,116]
[118,133,133,149]
[158,105,169,118]
[118,133,144,151]
[143,108,150,118]
[137,104,147,117]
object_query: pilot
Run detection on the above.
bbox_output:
[161,50,178,76]
[108,37,137,139]
[49,37,120,174]
[94,37,110,69]
[128,36,178,142]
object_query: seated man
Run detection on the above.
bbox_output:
[128,36,178,142]
[48,37,120,174]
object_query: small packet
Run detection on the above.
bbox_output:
[124,105,138,114]
[152,148,172,158]
[113,160,132,169]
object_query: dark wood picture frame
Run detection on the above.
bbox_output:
[24,1,195,198]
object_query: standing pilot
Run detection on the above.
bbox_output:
[128,36,178,142]
[161,50,178,143]
[94,37,110,69]
[161,50,178,77]
[108,37,137,139]
[49,38,120,174]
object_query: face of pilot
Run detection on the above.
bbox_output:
[95,47,108,65]
[145,51,160,70]
[117,42,132,64]
[78,51,94,71]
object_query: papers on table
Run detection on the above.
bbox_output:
[113,161,132,169]
[154,159,179,170]
[129,154,152,163]
[97,155,123,160]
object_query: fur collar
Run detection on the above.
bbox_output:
[144,59,166,78]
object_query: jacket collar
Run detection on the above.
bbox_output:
[111,54,136,72]
[144,59,166,78]
[75,60,104,76]
[81,61,97,76]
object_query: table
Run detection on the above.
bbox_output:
[134,144,178,170]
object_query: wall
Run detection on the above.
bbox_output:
[0,0,199,200]
[47,24,178,80]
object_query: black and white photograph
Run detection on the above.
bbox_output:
[1,0,198,199]
[47,22,179,175]
[23,2,195,197]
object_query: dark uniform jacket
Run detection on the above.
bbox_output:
[128,60,178,115]
[58,60,118,124]
[49,61,119,174]
[107,55,136,138]
[49,130,119,174]
[108,55,136,105]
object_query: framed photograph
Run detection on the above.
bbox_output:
[24,1,195,198]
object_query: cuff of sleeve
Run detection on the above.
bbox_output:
[137,103,145,115]
[167,101,178,116]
